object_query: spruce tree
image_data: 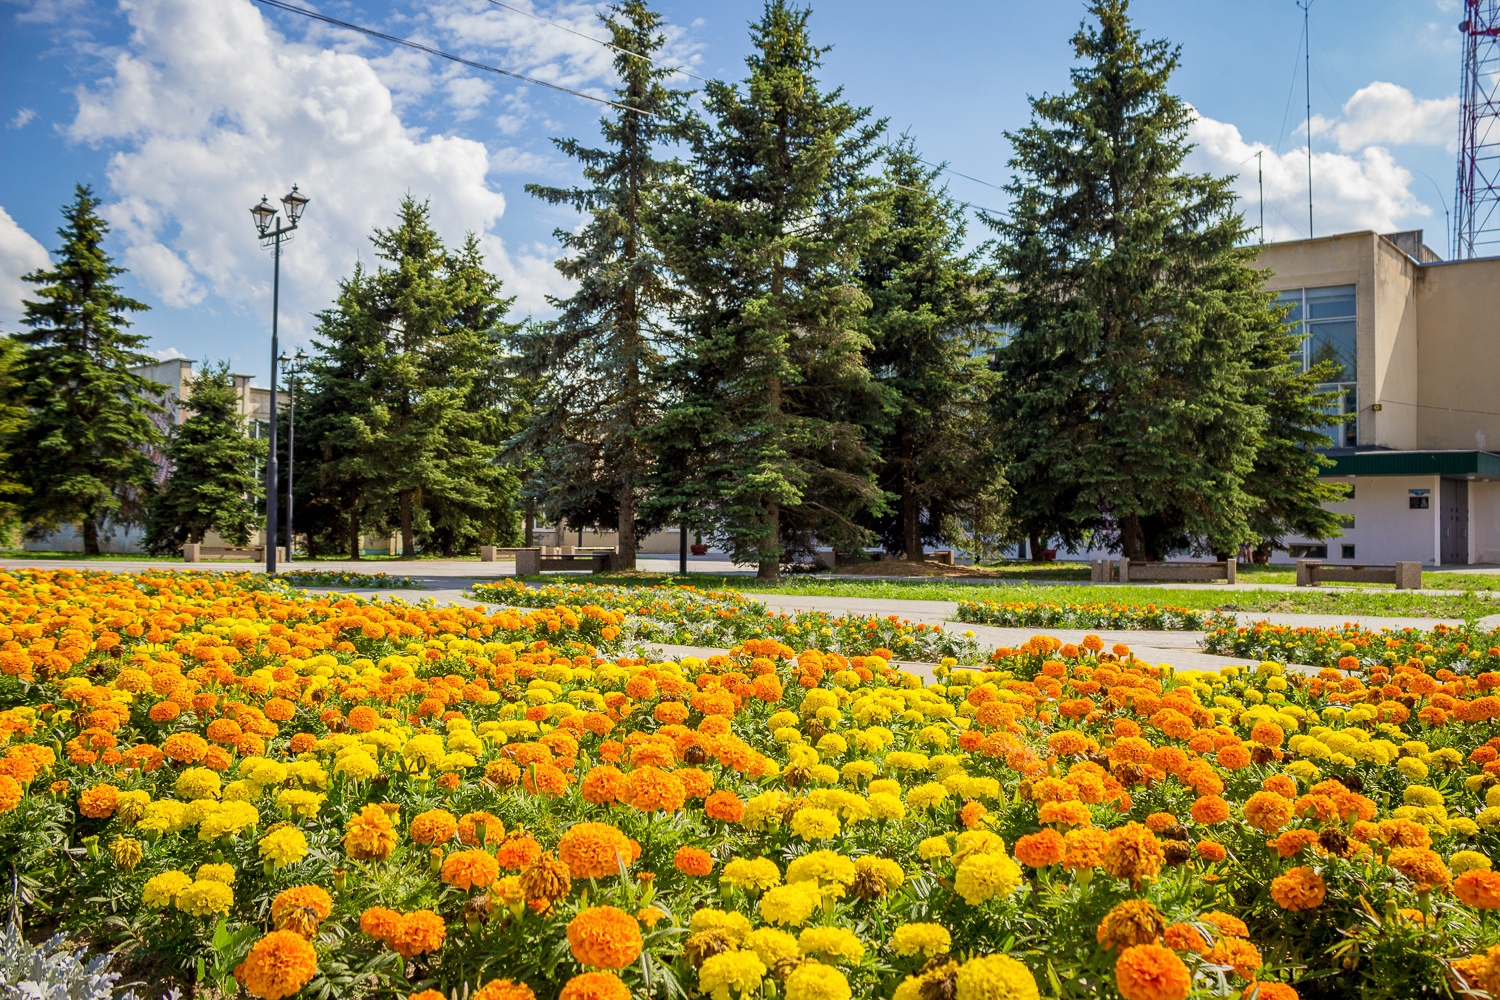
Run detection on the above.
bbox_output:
[988,0,1265,560]
[654,0,887,580]
[145,362,262,551]
[0,337,28,546]
[858,137,1003,560]
[10,185,163,554]
[519,0,688,570]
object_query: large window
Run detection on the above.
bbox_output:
[1276,284,1357,447]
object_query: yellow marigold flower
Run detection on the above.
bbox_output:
[1452,851,1493,876]
[953,852,1022,906]
[275,789,324,819]
[698,950,767,1000]
[906,782,949,810]
[853,855,905,895]
[142,870,192,908]
[344,804,398,861]
[789,806,840,841]
[109,837,143,872]
[689,909,753,944]
[785,850,856,887]
[892,922,951,958]
[259,826,309,869]
[758,881,824,927]
[199,801,260,841]
[798,925,865,964]
[174,767,222,801]
[745,927,800,967]
[722,857,781,892]
[919,836,953,860]
[784,962,851,1000]
[954,953,1040,1000]
[175,879,234,917]
[196,862,236,884]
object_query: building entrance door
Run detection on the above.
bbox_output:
[1441,479,1469,565]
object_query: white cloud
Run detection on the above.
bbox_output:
[67,0,576,328]
[0,205,51,331]
[1188,111,1425,241]
[8,108,37,129]
[1329,82,1457,152]
[152,345,187,360]
[489,145,555,174]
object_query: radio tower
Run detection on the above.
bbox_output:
[1455,0,1500,258]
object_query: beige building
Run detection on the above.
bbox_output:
[1259,230,1500,565]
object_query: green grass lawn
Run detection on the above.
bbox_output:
[584,571,1499,620]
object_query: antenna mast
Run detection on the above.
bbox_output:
[1456,0,1500,258]
[1297,0,1314,239]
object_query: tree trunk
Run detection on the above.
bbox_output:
[1120,513,1146,561]
[399,490,415,559]
[82,517,100,557]
[617,478,637,572]
[902,429,923,561]
[348,515,360,561]
[1028,533,1043,563]
[524,498,535,547]
[757,500,779,581]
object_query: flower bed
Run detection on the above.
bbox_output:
[475,579,981,663]
[1202,619,1500,673]
[280,570,425,590]
[3,570,1500,998]
[956,598,1230,632]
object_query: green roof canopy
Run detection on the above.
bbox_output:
[1322,450,1500,478]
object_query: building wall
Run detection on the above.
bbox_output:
[1473,481,1500,565]
[1287,474,1440,565]
[1369,238,1421,450]
[1413,257,1500,452]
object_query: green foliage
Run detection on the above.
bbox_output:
[144,361,262,553]
[988,1,1271,560]
[299,200,524,559]
[651,0,888,579]
[858,136,1007,559]
[517,0,690,569]
[8,184,163,554]
[0,336,29,547]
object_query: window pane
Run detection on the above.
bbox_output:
[1309,319,1356,381]
[1305,284,1356,319]
[1275,290,1303,324]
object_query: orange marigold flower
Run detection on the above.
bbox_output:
[0,775,21,813]
[1014,829,1067,868]
[1039,800,1092,828]
[162,732,208,764]
[344,804,398,861]
[474,980,538,1000]
[1063,827,1110,870]
[1242,791,1295,834]
[391,910,446,958]
[1201,911,1249,939]
[77,783,118,819]
[1189,795,1230,825]
[559,972,631,1000]
[1242,983,1298,1000]
[623,766,686,812]
[1102,823,1164,885]
[271,885,333,937]
[457,811,504,847]
[1114,943,1191,1000]
[234,930,318,1000]
[1261,775,1297,799]
[673,846,714,876]
[1162,923,1209,955]
[442,849,501,891]
[1269,867,1326,911]
[581,766,627,806]
[1456,869,1500,909]
[496,832,543,871]
[1388,847,1451,891]
[1209,936,1262,979]
[1096,899,1166,952]
[519,851,573,910]
[704,790,745,823]
[410,809,458,846]
[1196,841,1227,863]
[566,906,643,969]
[1144,813,1177,834]
[360,906,403,943]
[557,822,639,880]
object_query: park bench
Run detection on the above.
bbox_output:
[1091,558,1237,584]
[1296,560,1422,589]
[503,547,619,575]
[182,543,284,563]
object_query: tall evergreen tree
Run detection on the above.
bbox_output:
[144,362,262,552]
[654,0,887,580]
[9,185,163,554]
[0,337,28,546]
[988,0,1266,560]
[519,0,689,570]
[858,137,1003,560]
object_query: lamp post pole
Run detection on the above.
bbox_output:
[279,350,307,562]
[250,187,309,575]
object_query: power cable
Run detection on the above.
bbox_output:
[251,0,657,117]
[480,0,711,83]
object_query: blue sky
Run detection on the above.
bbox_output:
[0,0,1467,380]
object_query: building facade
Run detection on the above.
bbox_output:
[1260,230,1500,565]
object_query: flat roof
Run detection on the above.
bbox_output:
[1323,450,1500,478]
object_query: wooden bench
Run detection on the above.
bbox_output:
[1296,560,1422,589]
[1092,558,1236,584]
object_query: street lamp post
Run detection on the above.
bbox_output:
[249,186,309,575]
[278,349,308,562]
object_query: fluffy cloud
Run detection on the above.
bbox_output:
[8,109,37,129]
[1188,111,1425,241]
[67,0,577,334]
[0,205,51,330]
[1326,82,1457,152]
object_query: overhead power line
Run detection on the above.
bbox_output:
[251,0,657,117]
[481,0,711,83]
